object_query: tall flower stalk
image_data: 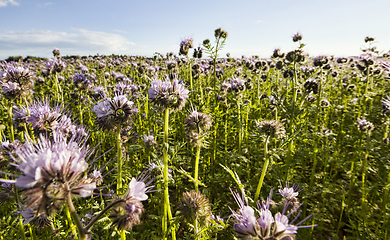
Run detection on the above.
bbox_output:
[148,77,189,239]
[253,120,286,203]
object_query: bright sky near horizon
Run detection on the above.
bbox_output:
[0,0,389,60]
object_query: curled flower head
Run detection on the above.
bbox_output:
[179,37,194,56]
[4,133,98,216]
[178,190,211,224]
[357,117,374,132]
[255,120,286,139]
[185,109,212,133]
[143,134,157,149]
[0,63,35,100]
[381,96,390,116]
[303,78,319,94]
[148,78,189,112]
[93,94,138,131]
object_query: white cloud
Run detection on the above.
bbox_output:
[37,2,53,7]
[0,0,19,7]
[0,28,137,59]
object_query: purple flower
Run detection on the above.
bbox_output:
[2,133,98,215]
[148,78,189,112]
[124,172,154,202]
[92,94,138,131]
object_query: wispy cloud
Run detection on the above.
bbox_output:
[0,28,136,58]
[37,2,53,8]
[0,0,19,7]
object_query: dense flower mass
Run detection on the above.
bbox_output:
[148,78,189,111]
[3,133,97,215]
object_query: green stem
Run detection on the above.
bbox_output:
[194,145,201,192]
[66,189,87,240]
[13,185,25,240]
[162,108,176,240]
[254,135,270,203]
[8,106,14,142]
[117,128,123,194]
[64,204,78,237]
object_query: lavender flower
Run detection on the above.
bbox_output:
[148,78,189,112]
[92,94,138,131]
[110,172,154,230]
[357,117,374,132]
[27,98,77,137]
[2,133,98,216]
[229,188,315,240]
[0,63,35,99]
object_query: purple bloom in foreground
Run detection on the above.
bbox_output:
[1,133,98,216]
[229,187,315,240]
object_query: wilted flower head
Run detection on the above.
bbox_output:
[255,120,286,139]
[93,94,138,131]
[148,78,189,112]
[357,117,374,132]
[2,133,97,216]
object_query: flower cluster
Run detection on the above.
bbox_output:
[255,120,286,139]
[148,78,189,112]
[357,117,374,132]
[229,186,314,240]
[184,109,212,147]
[3,133,98,216]
[13,98,84,137]
[109,173,154,230]
[93,94,138,131]
[0,62,35,100]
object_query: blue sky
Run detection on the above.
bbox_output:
[0,0,389,60]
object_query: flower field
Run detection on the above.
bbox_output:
[0,30,389,240]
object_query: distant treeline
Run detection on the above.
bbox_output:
[2,53,152,63]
